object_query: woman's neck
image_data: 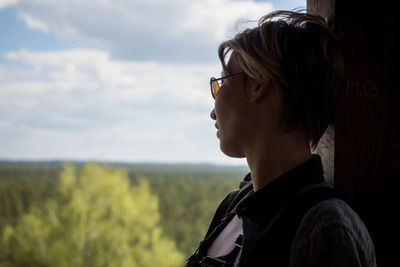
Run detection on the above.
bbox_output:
[246,131,312,191]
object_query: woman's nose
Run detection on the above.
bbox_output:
[210,109,216,120]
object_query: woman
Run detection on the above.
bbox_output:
[186,10,376,267]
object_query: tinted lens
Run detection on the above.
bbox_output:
[211,79,219,98]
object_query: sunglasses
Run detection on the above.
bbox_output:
[209,72,244,99]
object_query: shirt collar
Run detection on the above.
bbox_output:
[236,154,325,219]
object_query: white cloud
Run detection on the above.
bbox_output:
[17,12,49,32]
[0,48,247,164]
[1,48,215,118]
[9,0,274,62]
[0,0,18,9]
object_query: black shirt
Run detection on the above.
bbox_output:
[186,154,376,266]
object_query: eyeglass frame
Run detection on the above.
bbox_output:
[209,72,244,99]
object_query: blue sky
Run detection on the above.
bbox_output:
[0,0,305,164]
[0,7,72,57]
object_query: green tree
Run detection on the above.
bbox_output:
[1,163,183,267]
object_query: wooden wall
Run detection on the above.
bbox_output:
[307,0,399,266]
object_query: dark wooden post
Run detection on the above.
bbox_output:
[307,1,399,266]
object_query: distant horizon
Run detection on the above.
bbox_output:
[0,157,249,168]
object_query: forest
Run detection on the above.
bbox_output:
[0,161,248,266]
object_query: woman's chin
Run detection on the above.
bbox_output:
[219,141,245,158]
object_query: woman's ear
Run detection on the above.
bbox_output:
[247,78,273,103]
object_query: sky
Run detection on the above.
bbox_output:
[0,0,306,165]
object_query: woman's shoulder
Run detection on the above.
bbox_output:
[302,197,364,232]
[291,197,377,266]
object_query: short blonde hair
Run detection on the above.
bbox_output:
[218,10,343,150]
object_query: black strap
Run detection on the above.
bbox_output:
[199,234,243,267]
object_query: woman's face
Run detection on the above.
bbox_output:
[210,56,254,158]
